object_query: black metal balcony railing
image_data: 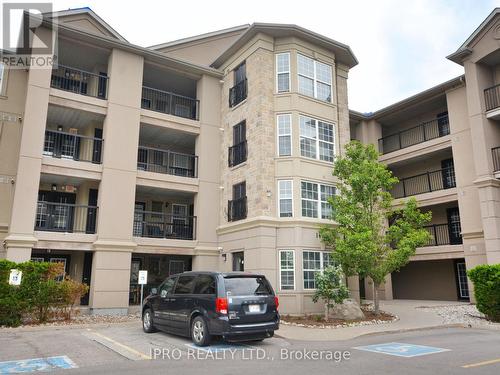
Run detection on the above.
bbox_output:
[423,223,462,247]
[35,202,98,234]
[378,115,450,154]
[51,65,108,99]
[228,141,247,167]
[133,211,196,240]
[484,84,500,111]
[390,167,456,199]
[228,197,247,222]
[229,79,248,108]
[44,130,103,163]
[137,146,198,178]
[141,86,199,120]
[492,147,500,172]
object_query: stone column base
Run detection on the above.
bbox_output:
[4,234,37,262]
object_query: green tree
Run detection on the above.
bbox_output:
[320,141,431,315]
[312,265,349,321]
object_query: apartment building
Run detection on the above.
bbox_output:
[0,8,356,315]
[351,8,500,302]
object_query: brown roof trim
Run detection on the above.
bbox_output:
[211,23,358,69]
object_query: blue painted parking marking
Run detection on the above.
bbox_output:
[184,343,252,353]
[0,355,77,373]
[353,342,450,358]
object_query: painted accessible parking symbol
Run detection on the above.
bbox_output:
[0,356,77,373]
[353,342,451,358]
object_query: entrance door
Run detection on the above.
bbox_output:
[98,72,107,99]
[80,252,93,305]
[232,251,244,271]
[129,258,142,305]
[92,128,103,163]
[37,191,76,232]
[86,189,98,234]
[437,111,449,136]
[441,159,455,189]
[446,207,462,245]
[133,202,146,237]
[455,261,470,300]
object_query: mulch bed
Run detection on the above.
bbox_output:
[281,308,396,328]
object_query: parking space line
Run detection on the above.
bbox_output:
[462,358,500,368]
[84,330,151,360]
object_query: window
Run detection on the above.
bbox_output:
[159,277,176,297]
[0,63,6,95]
[229,121,247,167]
[297,54,332,102]
[234,62,246,84]
[151,201,163,219]
[279,250,295,290]
[303,251,331,289]
[174,275,196,294]
[229,62,247,107]
[277,114,292,156]
[228,181,247,221]
[276,53,290,93]
[169,260,185,275]
[193,275,216,295]
[301,181,336,219]
[299,115,335,162]
[223,276,273,296]
[278,180,293,217]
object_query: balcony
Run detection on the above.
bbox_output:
[391,167,456,199]
[35,201,98,234]
[378,115,450,154]
[141,86,199,120]
[44,129,103,163]
[492,146,500,173]
[51,65,108,99]
[228,141,247,167]
[228,197,247,222]
[229,79,247,108]
[423,223,462,247]
[484,84,500,112]
[133,210,196,240]
[138,146,197,178]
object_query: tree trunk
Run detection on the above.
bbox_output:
[324,302,329,322]
[373,283,380,316]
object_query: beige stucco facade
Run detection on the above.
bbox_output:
[1,8,500,315]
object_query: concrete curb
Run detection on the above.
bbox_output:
[0,319,141,333]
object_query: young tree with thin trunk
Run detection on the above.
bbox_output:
[320,141,432,315]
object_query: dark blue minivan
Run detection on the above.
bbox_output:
[141,271,279,346]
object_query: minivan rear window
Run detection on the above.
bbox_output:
[224,276,273,296]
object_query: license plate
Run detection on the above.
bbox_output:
[248,304,260,313]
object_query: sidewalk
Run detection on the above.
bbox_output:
[277,300,468,341]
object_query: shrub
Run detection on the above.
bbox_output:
[0,259,89,326]
[312,265,349,321]
[468,264,500,322]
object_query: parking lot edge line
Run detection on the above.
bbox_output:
[462,358,500,368]
[90,331,151,360]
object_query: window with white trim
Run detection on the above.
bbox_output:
[297,54,332,102]
[279,250,295,290]
[276,53,290,93]
[301,181,336,219]
[0,63,5,95]
[299,115,335,162]
[303,251,331,289]
[277,114,292,156]
[278,180,293,217]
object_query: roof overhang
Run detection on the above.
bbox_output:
[211,23,358,69]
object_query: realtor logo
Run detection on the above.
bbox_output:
[1,3,57,68]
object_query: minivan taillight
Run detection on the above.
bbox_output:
[216,297,228,314]
[274,296,279,310]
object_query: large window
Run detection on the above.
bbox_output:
[276,53,290,93]
[301,181,335,219]
[277,114,292,156]
[299,115,335,162]
[303,251,331,289]
[229,120,247,167]
[279,250,295,290]
[278,180,293,217]
[297,54,332,102]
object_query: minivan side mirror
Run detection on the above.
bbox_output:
[150,288,158,295]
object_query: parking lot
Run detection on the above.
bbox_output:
[1,322,500,374]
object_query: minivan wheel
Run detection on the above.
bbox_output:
[191,316,211,346]
[142,308,157,333]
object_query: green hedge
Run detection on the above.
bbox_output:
[0,259,88,327]
[468,264,500,322]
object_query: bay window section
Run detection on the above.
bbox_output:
[301,181,335,219]
[303,251,331,289]
[279,250,295,290]
[299,115,335,162]
[276,53,290,93]
[278,180,293,217]
[277,114,292,156]
[297,54,332,102]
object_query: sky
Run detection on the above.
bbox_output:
[3,0,500,111]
